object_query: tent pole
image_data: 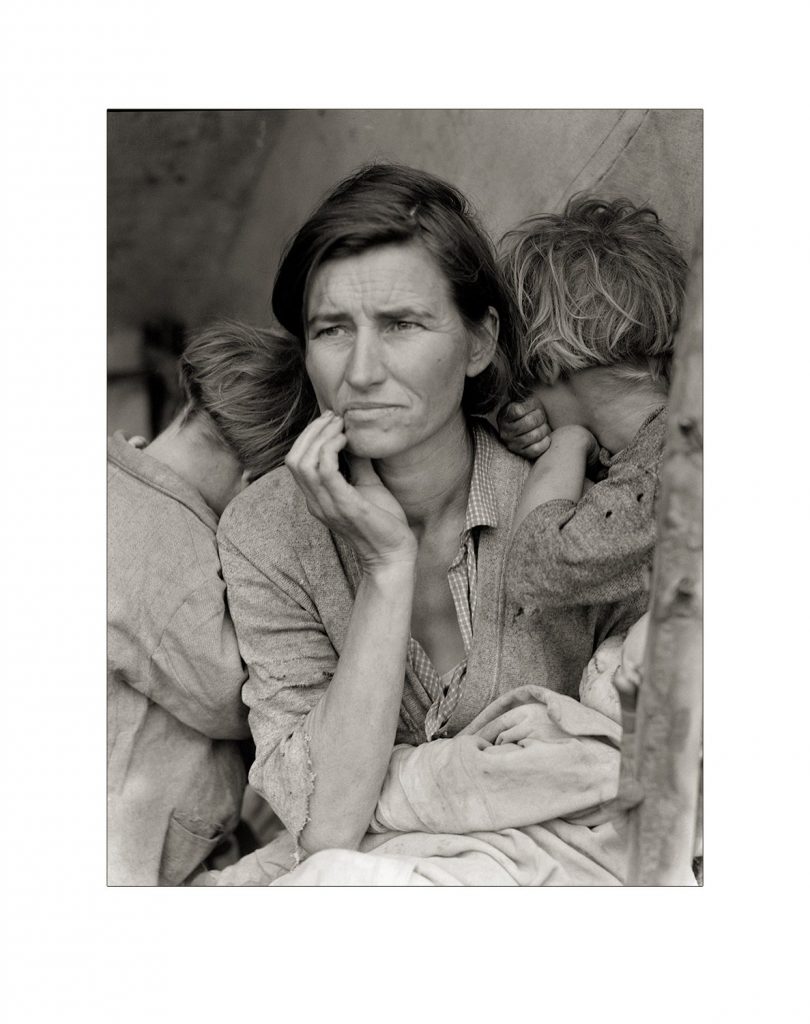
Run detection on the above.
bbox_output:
[624,248,704,885]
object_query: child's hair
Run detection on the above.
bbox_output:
[502,194,689,393]
[178,319,317,480]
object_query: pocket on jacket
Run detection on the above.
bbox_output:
[158,814,224,886]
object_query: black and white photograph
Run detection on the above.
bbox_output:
[5,2,810,1019]
[107,109,703,887]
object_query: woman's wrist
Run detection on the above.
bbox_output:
[361,551,417,587]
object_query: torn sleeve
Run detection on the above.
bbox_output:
[505,461,660,610]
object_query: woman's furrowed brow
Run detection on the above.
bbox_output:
[306,310,349,329]
[307,305,437,328]
[376,305,436,321]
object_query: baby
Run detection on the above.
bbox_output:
[498,194,688,683]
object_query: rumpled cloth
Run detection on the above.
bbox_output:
[368,682,622,837]
[197,631,639,886]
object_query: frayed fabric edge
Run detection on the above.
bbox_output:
[290,731,317,868]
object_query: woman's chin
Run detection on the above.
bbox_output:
[345,439,397,460]
[344,425,406,460]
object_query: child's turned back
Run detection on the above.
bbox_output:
[499,195,688,671]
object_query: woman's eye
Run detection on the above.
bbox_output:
[314,325,345,339]
[392,320,419,331]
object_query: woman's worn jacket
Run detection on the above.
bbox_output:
[218,424,632,842]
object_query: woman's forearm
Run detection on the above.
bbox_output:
[300,559,416,853]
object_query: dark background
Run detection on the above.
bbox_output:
[107,109,703,438]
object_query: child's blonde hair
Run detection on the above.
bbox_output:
[502,195,688,394]
[178,319,317,480]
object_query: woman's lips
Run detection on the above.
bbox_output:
[342,404,398,420]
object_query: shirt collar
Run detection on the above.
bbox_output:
[465,420,499,532]
[108,431,220,532]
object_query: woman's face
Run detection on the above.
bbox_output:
[304,241,493,460]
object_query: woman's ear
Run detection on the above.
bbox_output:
[465,306,499,378]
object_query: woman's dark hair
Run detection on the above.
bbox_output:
[272,162,520,416]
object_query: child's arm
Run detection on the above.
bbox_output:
[506,446,661,611]
[512,425,599,532]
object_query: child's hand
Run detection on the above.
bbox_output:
[497,395,551,459]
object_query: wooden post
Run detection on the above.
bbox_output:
[625,249,703,885]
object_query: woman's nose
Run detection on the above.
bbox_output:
[344,329,386,389]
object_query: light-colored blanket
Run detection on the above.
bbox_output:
[199,630,641,886]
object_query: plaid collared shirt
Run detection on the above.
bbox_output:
[407,421,499,741]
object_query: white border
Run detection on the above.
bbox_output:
[3,1,807,1020]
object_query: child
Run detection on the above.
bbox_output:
[107,319,315,884]
[498,195,688,684]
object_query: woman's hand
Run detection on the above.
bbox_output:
[497,394,552,459]
[283,412,416,853]
[285,411,417,571]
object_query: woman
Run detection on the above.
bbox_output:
[217,164,567,856]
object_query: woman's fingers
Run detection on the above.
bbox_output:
[285,410,330,462]
[477,707,528,744]
[305,417,346,476]
[294,419,382,526]
[286,413,414,565]
[311,432,353,513]
[289,413,343,480]
[286,412,348,520]
[286,410,340,467]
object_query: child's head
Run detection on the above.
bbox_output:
[178,319,317,481]
[502,194,688,397]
